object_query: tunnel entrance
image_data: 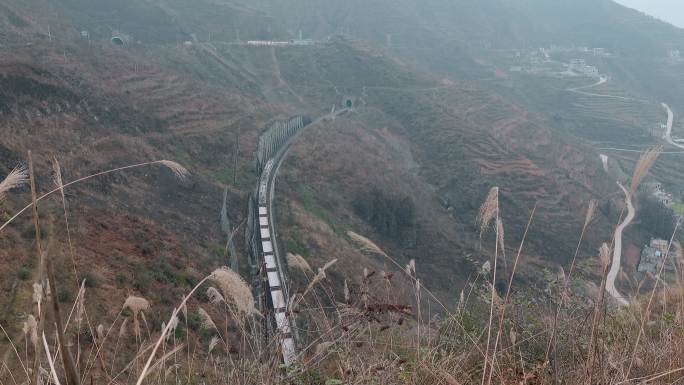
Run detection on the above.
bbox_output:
[111,36,125,46]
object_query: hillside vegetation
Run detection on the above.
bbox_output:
[1,0,684,383]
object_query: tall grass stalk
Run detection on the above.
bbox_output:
[625,216,683,379]
[0,322,30,384]
[42,332,62,385]
[586,243,611,384]
[479,187,499,385]
[545,200,596,368]
[28,151,45,385]
[135,270,217,385]
[46,255,80,385]
[487,203,536,385]
[346,231,488,361]
[0,159,189,234]
[52,157,79,281]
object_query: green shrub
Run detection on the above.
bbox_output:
[133,262,152,293]
[58,288,73,303]
[187,311,202,331]
[79,272,98,288]
[115,272,127,285]
[17,267,30,281]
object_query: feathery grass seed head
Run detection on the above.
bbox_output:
[123,296,150,315]
[286,253,312,273]
[197,307,216,330]
[26,314,38,348]
[208,336,220,354]
[0,164,28,202]
[206,287,225,305]
[52,157,65,201]
[478,187,499,237]
[118,318,128,338]
[32,283,43,306]
[629,145,662,194]
[159,160,189,181]
[584,199,597,229]
[496,217,505,251]
[599,243,611,272]
[209,267,254,316]
[347,231,388,256]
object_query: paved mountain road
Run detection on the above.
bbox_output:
[606,183,633,307]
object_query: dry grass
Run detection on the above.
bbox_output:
[629,145,662,195]
[123,296,151,314]
[209,267,255,316]
[287,253,313,273]
[206,286,225,305]
[598,242,611,272]
[198,308,217,330]
[2,153,683,385]
[0,165,28,202]
[477,187,499,238]
[158,160,190,181]
[347,231,389,257]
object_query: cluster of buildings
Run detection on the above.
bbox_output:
[507,45,606,79]
[568,58,599,77]
[646,182,674,207]
[549,45,612,57]
[246,39,315,47]
[246,33,315,47]
[638,238,671,273]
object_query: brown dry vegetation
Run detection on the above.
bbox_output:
[2,0,684,384]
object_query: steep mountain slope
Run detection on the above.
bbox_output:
[262,39,617,298]
[2,0,680,363]
[0,0,635,307]
[0,2,292,354]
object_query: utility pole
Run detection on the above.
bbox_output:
[47,25,52,41]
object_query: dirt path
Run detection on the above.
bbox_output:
[567,76,607,92]
[566,76,644,101]
[606,182,633,307]
[661,103,682,149]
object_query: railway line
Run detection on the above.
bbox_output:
[249,107,349,365]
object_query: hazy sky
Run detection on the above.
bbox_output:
[615,0,684,28]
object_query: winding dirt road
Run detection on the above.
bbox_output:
[661,103,682,150]
[567,75,607,92]
[606,183,633,307]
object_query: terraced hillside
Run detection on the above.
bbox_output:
[3,1,684,381]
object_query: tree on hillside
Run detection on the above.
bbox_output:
[353,187,415,240]
[638,194,676,240]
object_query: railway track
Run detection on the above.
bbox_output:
[248,107,349,364]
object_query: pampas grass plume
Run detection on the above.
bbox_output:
[198,307,217,330]
[207,287,225,305]
[0,164,28,202]
[347,231,388,257]
[159,160,189,181]
[478,187,499,237]
[210,267,255,316]
[629,145,662,194]
[599,243,611,272]
[123,296,150,314]
[287,253,312,273]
